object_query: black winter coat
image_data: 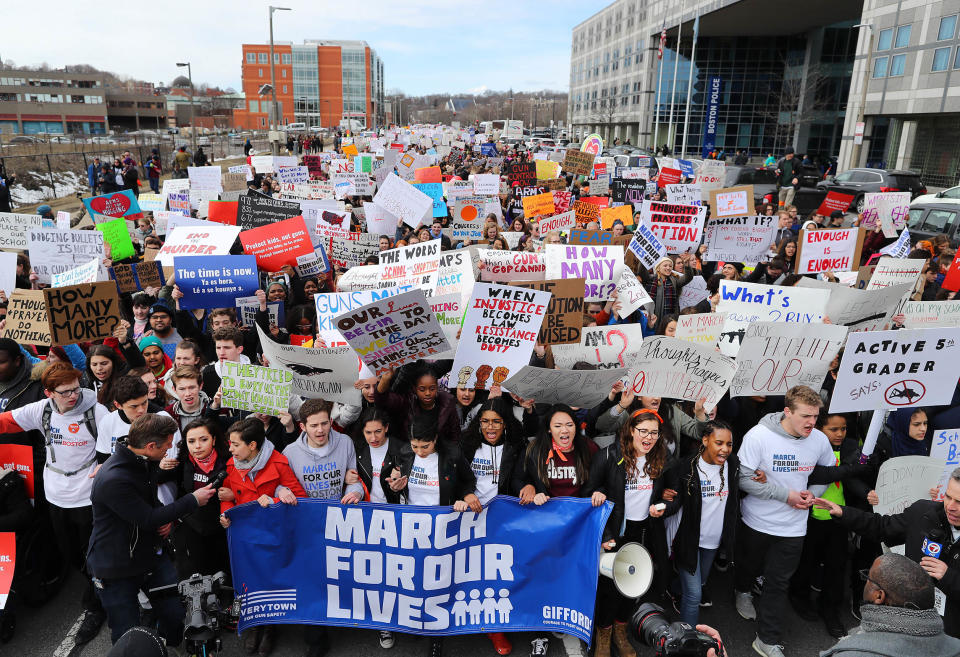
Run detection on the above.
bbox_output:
[673,454,740,575]
[0,469,32,533]
[161,450,229,537]
[462,438,525,497]
[380,443,477,506]
[355,436,409,501]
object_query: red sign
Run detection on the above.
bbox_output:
[658,167,683,188]
[943,250,960,291]
[578,196,610,208]
[239,215,314,272]
[816,191,855,216]
[414,166,442,183]
[0,444,34,502]
[0,532,13,609]
[593,163,608,177]
[207,200,239,226]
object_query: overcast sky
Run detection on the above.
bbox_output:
[5,0,610,95]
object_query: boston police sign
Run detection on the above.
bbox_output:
[226,496,610,642]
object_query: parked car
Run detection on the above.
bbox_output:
[725,166,779,203]
[816,168,926,213]
[912,185,960,206]
[906,202,960,247]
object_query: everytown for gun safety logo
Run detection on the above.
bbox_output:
[239,585,298,621]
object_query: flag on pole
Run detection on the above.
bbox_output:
[658,22,667,59]
[693,13,700,40]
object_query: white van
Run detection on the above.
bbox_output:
[284,122,306,132]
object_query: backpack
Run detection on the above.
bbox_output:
[41,400,99,473]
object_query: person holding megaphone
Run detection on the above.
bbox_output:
[587,408,680,657]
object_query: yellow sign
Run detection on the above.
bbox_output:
[342,143,359,157]
[522,193,555,219]
[600,204,634,229]
[536,160,560,180]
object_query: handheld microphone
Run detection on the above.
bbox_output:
[922,526,946,559]
[208,469,228,490]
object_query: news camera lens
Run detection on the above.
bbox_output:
[631,602,671,648]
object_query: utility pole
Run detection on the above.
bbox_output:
[849,23,874,171]
[268,5,291,155]
[175,62,196,155]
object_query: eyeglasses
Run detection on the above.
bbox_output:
[858,569,881,587]
[633,427,660,438]
[53,387,81,398]
[480,419,504,426]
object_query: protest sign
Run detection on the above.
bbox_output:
[208,200,239,226]
[334,289,450,376]
[3,289,50,345]
[614,268,652,319]
[521,193,555,219]
[506,161,537,188]
[830,327,960,413]
[329,233,380,270]
[435,251,474,300]
[332,173,374,198]
[236,296,283,331]
[109,261,166,294]
[51,259,100,288]
[545,244,624,302]
[503,366,628,408]
[27,228,105,284]
[277,166,309,185]
[0,443,34,504]
[240,216,314,272]
[591,175,610,197]
[817,191,855,217]
[412,182,445,218]
[729,322,847,397]
[562,148,596,176]
[374,173,434,228]
[379,241,440,290]
[414,166,441,183]
[479,251,545,283]
[335,265,381,292]
[222,172,248,192]
[797,279,912,332]
[626,336,737,411]
[665,183,703,206]
[220,361,293,417]
[945,251,960,292]
[695,160,725,199]
[899,300,960,328]
[678,275,710,310]
[639,200,706,254]
[863,192,910,237]
[95,217,136,261]
[611,180,646,205]
[600,204,634,229]
[536,210,576,234]
[708,186,755,219]
[255,325,361,405]
[551,324,646,376]
[136,192,164,213]
[573,199,600,228]
[795,228,865,274]
[716,280,828,356]
[539,177,566,192]
[866,257,925,290]
[174,255,258,309]
[472,174,499,196]
[450,283,550,390]
[703,215,778,263]
[188,166,223,192]
[82,189,142,223]
[626,222,667,270]
[155,225,241,267]
[0,532,12,609]
[657,167,683,187]
[236,194,302,231]
[879,228,912,259]
[873,456,943,516]
[226,496,609,642]
[929,429,960,501]
[675,312,726,346]
[44,282,122,346]
[568,229,613,246]
[0,252,15,299]
[512,278,584,345]
[428,293,463,354]
[167,191,191,216]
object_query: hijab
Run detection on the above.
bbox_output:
[887,407,930,457]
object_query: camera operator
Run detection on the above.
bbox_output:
[814,466,960,638]
[820,553,960,656]
[87,414,218,646]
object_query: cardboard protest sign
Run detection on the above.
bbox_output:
[696,160,726,199]
[95,217,135,261]
[899,300,960,328]
[379,241,440,290]
[863,192,910,237]
[716,280,828,356]
[222,172,248,192]
[109,261,166,294]
[27,228,106,284]
[675,312,726,346]
[561,149,595,176]
[522,193,556,219]
[0,443,35,503]
[374,173,433,228]
[51,259,100,288]
[511,278,584,345]
[2,289,50,345]
[797,279,912,332]
[708,185,755,219]
[82,189,143,223]
[43,282,122,346]
[866,257,925,290]
[573,199,600,228]
[600,204,634,229]
[450,283,551,390]
[830,327,960,413]
[503,366,628,408]
[729,322,847,397]
[626,336,737,411]
[545,244,624,302]
[479,251,545,283]
[795,228,865,274]
[817,191,855,217]
[236,194,302,231]
[220,361,293,417]
[156,225,241,268]
[551,324,646,376]
[256,325,360,405]
[703,215,778,263]
[174,255,258,310]
[614,268,652,318]
[639,200,706,254]
[334,289,450,376]
[536,210,576,235]
[627,222,668,270]
[239,215,313,271]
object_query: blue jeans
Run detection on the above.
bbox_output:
[678,547,717,626]
[95,556,184,645]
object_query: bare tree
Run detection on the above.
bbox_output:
[757,60,834,153]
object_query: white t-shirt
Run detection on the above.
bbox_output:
[407,452,440,506]
[697,458,729,549]
[11,394,109,509]
[368,442,389,504]
[624,455,654,521]
[471,443,503,505]
[96,410,181,457]
[738,422,836,537]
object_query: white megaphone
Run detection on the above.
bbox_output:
[599,542,654,599]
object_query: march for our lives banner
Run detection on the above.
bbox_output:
[226,497,610,642]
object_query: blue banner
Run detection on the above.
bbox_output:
[413,183,446,218]
[227,496,610,642]
[480,142,499,157]
[701,76,722,158]
[677,159,694,177]
[174,255,259,310]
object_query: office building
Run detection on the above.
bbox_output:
[0,68,108,135]
[233,39,385,131]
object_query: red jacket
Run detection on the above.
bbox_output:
[220,449,307,513]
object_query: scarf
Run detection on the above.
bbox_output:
[190,450,218,474]
[887,408,930,457]
[859,603,945,637]
[547,439,571,464]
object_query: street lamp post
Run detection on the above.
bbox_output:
[269,5,291,156]
[175,62,196,155]
[849,23,874,171]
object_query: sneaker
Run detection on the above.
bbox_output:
[428,637,443,657]
[752,636,785,657]
[789,592,818,621]
[74,609,106,645]
[379,631,395,649]
[735,591,757,620]
[699,588,713,608]
[820,607,846,639]
[530,637,549,657]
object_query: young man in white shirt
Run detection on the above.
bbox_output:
[733,385,837,657]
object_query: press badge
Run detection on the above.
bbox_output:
[935,587,946,616]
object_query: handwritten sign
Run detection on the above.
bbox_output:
[374,173,433,228]
[479,251,545,283]
[627,222,667,270]
[874,456,943,515]
[639,200,706,254]
[615,268,653,318]
[512,278,585,345]
[44,282,122,346]
[3,289,50,345]
[863,192,910,237]
[255,325,360,404]
[27,228,106,284]
[675,312,726,346]
[551,324,646,376]
[522,192,556,219]
[379,240,440,290]
[156,225,241,267]
[545,244,624,302]
[795,228,864,274]
[502,366,628,408]
[703,216,778,263]
[220,361,293,417]
[626,336,737,412]
[561,149,596,176]
[709,185,755,219]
